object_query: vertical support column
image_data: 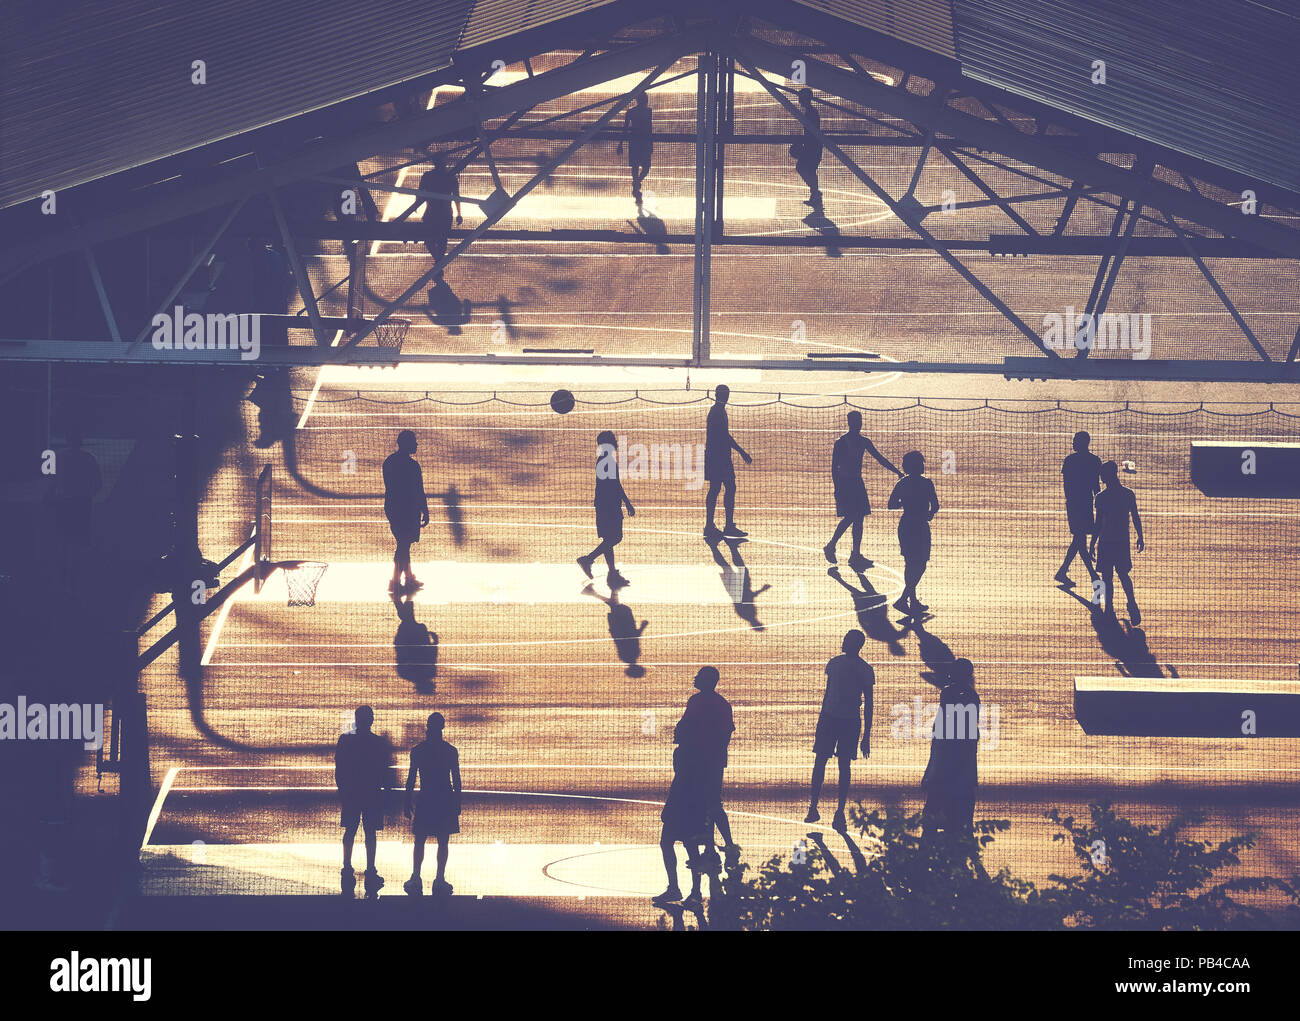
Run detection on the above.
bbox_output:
[692,51,719,366]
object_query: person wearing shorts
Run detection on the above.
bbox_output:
[383,430,429,594]
[806,630,874,832]
[1090,460,1145,624]
[703,385,752,540]
[335,705,391,896]
[1055,430,1102,587]
[403,712,461,896]
[618,92,653,204]
[397,151,462,281]
[887,451,939,617]
[824,411,902,572]
[578,431,636,588]
[790,89,823,211]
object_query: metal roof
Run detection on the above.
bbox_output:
[0,0,472,210]
[792,0,957,59]
[457,0,621,52]
[2,0,1298,212]
[950,0,1300,194]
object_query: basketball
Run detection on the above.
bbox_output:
[550,389,576,414]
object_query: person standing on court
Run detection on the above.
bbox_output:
[383,430,429,594]
[920,659,981,861]
[806,629,874,832]
[578,431,636,588]
[398,151,462,281]
[1055,430,1102,588]
[887,451,939,616]
[617,92,653,205]
[824,411,903,572]
[335,705,392,897]
[704,385,752,540]
[1090,460,1145,625]
[673,666,741,871]
[789,88,823,211]
[403,712,461,897]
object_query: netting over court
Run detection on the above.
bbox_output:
[135,389,1300,917]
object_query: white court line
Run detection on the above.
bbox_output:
[170,763,1300,774]
[200,528,257,666]
[141,766,180,850]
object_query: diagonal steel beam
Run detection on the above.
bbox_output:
[344,54,684,350]
[1074,194,1144,360]
[731,33,1300,259]
[126,198,248,352]
[935,143,1041,235]
[1160,209,1273,363]
[268,187,327,346]
[732,48,1055,357]
[80,242,121,344]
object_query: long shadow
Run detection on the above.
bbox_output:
[828,566,906,657]
[392,590,438,693]
[898,614,958,689]
[582,583,648,677]
[706,536,769,631]
[628,209,671,254]
[803,209,843,257]
[809,829,867,877]
[1059,584,1168,678]
[426,277,472,334]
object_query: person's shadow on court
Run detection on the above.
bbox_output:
[629,210,670,255]
[803,209,842,257]
[1060,586,1167,678]
[707,536,769,631]
[427,278,472,334]
[391,591,438,693]
[434,485,466,546]
[899,615,958,689]
[583,583,648,677]
[809,829,867,877]
[828,567,906,657]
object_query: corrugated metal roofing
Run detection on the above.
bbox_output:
[2,0,1298,214]
[457,0,621,53]
[792,0,957,59]
[950,0,1300,194]
[0,0,473,209]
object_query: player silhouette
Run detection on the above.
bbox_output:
[383,430,429,594]
[790,88,823,211]
[920,659,982,872]
[1055,431,1102,587]
[887,451,939,616]
[578,431,636,588]
[403,712,461,897]
[617,92,653,205]
[396,151,462,281]
[806,630,874,832]
[703,385,752,540]
[655,667,735,906]
[824,411,902,571]
[335,706,391,897]
[1090,460,1145,624]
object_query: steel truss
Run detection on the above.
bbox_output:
[2,9,1299,382]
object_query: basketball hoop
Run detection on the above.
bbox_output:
[281,561,329,607]
[374,317,410,351]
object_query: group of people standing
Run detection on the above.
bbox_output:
[365,393,1147,902]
